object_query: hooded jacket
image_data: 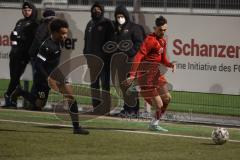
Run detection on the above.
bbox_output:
[29,10,56,58]
[10,2,39,60]
[83,2,114,59]
[112,5,144,59]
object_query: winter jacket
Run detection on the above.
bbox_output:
[111,5,144,59]
[10,2,38,61]
[83,3,114,59]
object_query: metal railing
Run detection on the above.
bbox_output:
[0,0,240,15]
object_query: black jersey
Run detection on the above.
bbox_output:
[29,18,55,58]
[35,37,62,79]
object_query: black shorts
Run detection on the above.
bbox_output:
[32,81,50,101]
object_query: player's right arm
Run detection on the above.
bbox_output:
[129,36,153,79]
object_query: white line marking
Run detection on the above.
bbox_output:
[1,119,240,143]
[2,108,240,131]
[116,130,211,140]
[0,119,72,128]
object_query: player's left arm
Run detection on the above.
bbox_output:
[161,40,176,72]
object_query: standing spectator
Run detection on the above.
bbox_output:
[124,16,176,131]
[11,19,89,134]
[4,2,38,108]
[28,9,56,110]
[83,2,114,115]
[111,5,144,116]
[29,9,56,59]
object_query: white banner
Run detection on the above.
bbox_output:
[162,14,240,95]
[0,8,240,94]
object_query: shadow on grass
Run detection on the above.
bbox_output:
[37,125,71,129]
[201,142,219,145]
[37,125,146,132]
[0,128,59,134]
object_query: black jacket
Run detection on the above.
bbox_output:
[29,18,55,58]
[83,15,114,59]
[35,37,61,79]
[10,2,38,60]
[112,5,144,58]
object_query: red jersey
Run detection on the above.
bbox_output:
[130,33,173,77]
[129,33,173,98]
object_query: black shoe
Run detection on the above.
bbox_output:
[73,127,89,135]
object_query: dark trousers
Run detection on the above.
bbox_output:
[89,57,111,114]
[117,63,139,112]
[111,53,139,113]
[6,56,28,96]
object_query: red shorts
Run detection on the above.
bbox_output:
[136,63,168,98]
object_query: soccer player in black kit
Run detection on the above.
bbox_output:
[11,19,89,135]
[28,9,56,110]
[4,2,38,107]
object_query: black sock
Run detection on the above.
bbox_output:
[21,90,36,106]
[69,100,80,129]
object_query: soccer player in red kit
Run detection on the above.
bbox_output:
[124,16,176,131]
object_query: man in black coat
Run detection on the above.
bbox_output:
[111,5,144,116]
[4,1,38,108]
[83,2,114,115]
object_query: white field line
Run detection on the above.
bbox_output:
[1,108,240,132]
[116,130,240,143]
[0,119,72,128]
[0,119,240,143]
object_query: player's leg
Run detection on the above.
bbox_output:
[158,84,171,118]
[147,84,170,131]
[147,95,168,132]
[160,92,172,118]
[58,83,89,135]
[11,82,49,110]
[4,58,27,107]
[140,88,168,132]
[34,86,49,111]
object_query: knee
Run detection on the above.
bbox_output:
[162,94,172,105]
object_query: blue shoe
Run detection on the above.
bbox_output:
[4,93,16,107]
[4,93,11,106]
[2,93,17,108]
[149,124,168,132]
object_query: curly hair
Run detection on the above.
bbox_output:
[49,18,69,33]
[155,16,167,27]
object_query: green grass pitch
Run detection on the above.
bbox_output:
[0,109,240,160]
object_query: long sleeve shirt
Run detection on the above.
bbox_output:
[130,33,173,78]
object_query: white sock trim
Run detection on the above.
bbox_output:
[150,118,159,126]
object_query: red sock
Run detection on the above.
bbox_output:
[160,104,168,118]
[155,109,161,120]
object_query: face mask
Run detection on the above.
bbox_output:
[117,17,126,25]
[92,11,102,20]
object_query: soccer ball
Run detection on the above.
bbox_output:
[211,127,229,145]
